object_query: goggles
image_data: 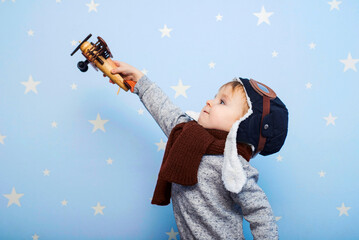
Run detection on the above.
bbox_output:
[249,79,277,99]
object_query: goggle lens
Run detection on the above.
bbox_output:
[257,83,270,94]
[249,79,277,99]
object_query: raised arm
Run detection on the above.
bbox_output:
[230,161,279,239]
[109,61,191,136]
[133,75,191,137]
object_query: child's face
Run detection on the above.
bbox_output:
[198,85,247,132]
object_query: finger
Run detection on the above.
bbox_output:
[113,60,121,67]
[109,79,115,84]
[111,67,127,75]
[123,75,133,82]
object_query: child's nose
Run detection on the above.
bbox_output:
[206,99,213,107]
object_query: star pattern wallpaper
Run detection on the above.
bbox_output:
[0,0,359,239]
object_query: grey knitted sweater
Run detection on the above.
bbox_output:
[134,75,278,240]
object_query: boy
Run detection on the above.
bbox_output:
[109,61,288,239]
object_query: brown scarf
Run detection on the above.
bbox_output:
[151,121,252,206]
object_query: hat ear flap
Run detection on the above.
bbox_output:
[222,120,247,193]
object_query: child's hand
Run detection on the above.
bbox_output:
[107,61,144,84]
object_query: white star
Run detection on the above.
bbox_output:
[253,6,274,26]
[159,24,173,38]
[89,113,109,133]
[337,203,350,216]
[309,42,316,49]
[3,187,24,207]
[86,0,99,13]
[323,113,337,126]
[71,40,77,46]
[271,51,278,57]
[27,29,34,36]
[56,0,61,3]
[0,133,6,144]
[276,155,283,162]
[340,53,359,72]
[166,228,179,240]
[305,82,312,89]
[141,69,148,75]
[216,14,223,21]
[21,75,40,94]
[318,170,326,177]
[43,169,50,176]
[328,0,342,11]
[92,202,105,215]
[209,62,216,69]
[137,108,144,115]
[70,83,77,90]
[155,138,166,151]
[61,199,68,206]
[275,216,282,221]
[51,121,58,128]
[32,234,39,240]
[106,158,113,165]
[171,79,190,98]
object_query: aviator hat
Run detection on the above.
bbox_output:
[236,77,288,156]
[222,77,288,193]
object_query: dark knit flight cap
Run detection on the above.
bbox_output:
[236,78,288,156]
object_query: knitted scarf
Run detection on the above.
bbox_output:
[151,121,252,206]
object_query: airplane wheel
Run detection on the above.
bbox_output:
[77,61,89,72]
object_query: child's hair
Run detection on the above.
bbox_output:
[220,81,249,118]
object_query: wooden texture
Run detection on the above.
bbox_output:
[80,41,129,91]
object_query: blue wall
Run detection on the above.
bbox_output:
[1,0,358,239]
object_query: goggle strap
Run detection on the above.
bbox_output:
[256,96,271,155]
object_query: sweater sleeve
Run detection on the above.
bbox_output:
[230,161,279,240]
[133,75,192,137]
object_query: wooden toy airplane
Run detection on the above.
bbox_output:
[70,34,136,94]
